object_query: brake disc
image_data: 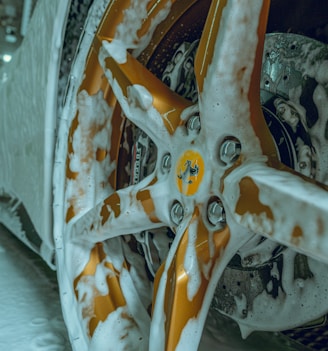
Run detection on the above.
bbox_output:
[130,32,328,336]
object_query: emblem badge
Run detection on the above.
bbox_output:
[176,150,204,196]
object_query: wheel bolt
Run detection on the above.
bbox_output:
[219,138,241,165]
[161,153,172,172]
[207,198,226,226]
[187,115,201,134]
[170,201,184,225]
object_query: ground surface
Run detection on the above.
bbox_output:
[0,225,71,351]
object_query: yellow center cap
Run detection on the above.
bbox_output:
[176,150,205,196]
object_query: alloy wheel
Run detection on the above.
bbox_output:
[54,0,328,350]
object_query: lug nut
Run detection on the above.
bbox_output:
[170,201,184,225]
[161,153,172,173]
[219,138,241,165]
[187,115,201,134]
[207,198,226,226]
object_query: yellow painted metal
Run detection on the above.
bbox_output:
[102,52,191,134]
[194,0,227,93]
[136,186,161,223]
[236,176,274,221]
[153,209,230,350]
[73,243,127,336]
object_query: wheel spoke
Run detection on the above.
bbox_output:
[93,36,191,143]
[194,0,225,94]
[224,163,328,263]
[195,0,276,160]
[69,177,170,243]
[95,0,174,60]
[73,239,151,344]
[149,209,232,351]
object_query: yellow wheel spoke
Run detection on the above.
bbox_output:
[101,48,191,137]
[69,177,170,243]
[196,0,276,161]
[151,210,231,350]
[223,163,328,263]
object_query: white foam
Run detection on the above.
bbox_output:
[184,218,201,301]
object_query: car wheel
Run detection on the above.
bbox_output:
[54,0,328,350]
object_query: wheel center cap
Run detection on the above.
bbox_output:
[176,150,205,196]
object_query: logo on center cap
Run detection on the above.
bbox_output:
[176,150,204,196]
